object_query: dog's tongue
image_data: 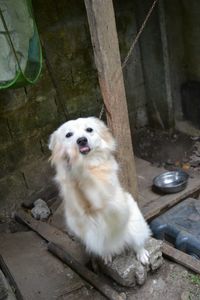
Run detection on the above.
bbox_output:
[79,146,90,154]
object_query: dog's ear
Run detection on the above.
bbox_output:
[92,118,116,153]
[102,127,116,153]
[49,131,57,151]
[49,131,66,165]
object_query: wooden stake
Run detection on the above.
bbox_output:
[84,0,138,199]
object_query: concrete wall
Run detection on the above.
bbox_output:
[1,0,200,215]
[0,0,149,216]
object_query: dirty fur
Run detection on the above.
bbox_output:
[49,117,151,264]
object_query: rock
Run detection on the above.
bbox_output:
[180,290,190,300]
[99,251,146,287]
[98,238,163,287]
[31,199,51,220]
[145,238,164,271]
[152,278,166,291]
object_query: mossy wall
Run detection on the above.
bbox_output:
[1,0,200,215]
[0,0,149,216]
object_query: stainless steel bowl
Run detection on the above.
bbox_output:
[153,170,189,194]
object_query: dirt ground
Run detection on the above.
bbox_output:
[133,128,199,174]
[127,260,200,300]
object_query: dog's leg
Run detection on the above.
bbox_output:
[136,248,149,265]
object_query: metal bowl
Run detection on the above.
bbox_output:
[153,170,189,194]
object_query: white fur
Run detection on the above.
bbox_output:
[49,117,151,264]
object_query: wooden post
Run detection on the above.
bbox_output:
[84,0,138,199]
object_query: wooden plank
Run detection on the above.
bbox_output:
[84,0,138,199]
[142,177,200,220]
[0,255,24,300]
[136,157,166,190]
[15,210,89,265]
[48,242,124,300]
[134,157,200,220]
[0,232,85,300]
[162,242,200,274]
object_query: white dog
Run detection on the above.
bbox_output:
[49,117,151,264]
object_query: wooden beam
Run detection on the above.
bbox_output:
[48,242,125,300]
[15,210,89,265]
[162,242,200,274]
[84,0,138,199]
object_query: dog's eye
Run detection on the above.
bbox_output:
[66,132,73,138]
[86,128,93,133]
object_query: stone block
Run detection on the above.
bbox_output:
[99,238,163,287]
[146,238,163,271]
[0,88,27,113]
[7,95,58,139]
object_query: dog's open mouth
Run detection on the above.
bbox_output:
[79,145,91,155]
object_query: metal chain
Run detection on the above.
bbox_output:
[99,0,158,119]
[121,0,158,72]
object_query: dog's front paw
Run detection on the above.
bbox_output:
[136,248,149,265]
[68,146,80,166]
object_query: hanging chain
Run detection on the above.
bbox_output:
[99,0,159,119]
[121,0,158,72]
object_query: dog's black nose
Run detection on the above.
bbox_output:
[77,137,88,146]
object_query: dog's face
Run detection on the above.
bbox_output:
[49,117,116,164]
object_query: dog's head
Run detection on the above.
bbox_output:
[49,117,116,164]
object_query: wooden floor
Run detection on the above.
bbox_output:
[136,157,200,220]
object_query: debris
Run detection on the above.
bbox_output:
[182,163,190,171]
[190,136,200,141]
[98,238,163,287]
[31,199,51,221]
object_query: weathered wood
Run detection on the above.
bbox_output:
[135,158,200,220]
[158,0,174,128]
[84,0,138,199]
[143,177,200,220]
[48,242,125,300]
[0,232,87,300]
[162,242,200,274]
[0,255,24,300]
[15,210,89,265]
